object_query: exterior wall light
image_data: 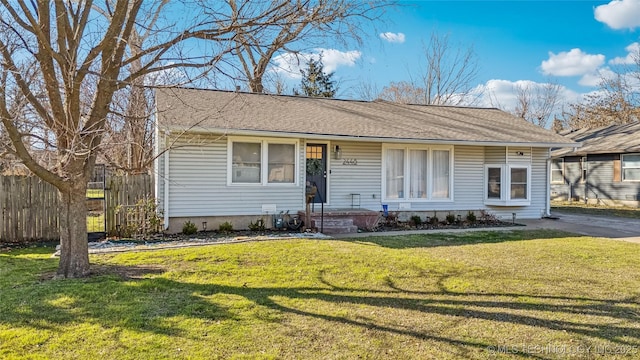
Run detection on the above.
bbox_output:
[334,145,342,160]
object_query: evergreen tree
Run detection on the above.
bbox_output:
[296,56,337,98]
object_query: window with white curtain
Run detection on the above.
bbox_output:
[229,138,297,185]
[383,146,452,201]
[385,149,404,199]
[432,150,450,199]
[409,150,428,199]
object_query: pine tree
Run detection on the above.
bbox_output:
[296,56,337,98]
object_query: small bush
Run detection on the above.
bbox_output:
[446,213,456,224]
[429,216,439,225]
[219,221,234,233]
[182,220,198,235]
[410,215,422,227]
[466,211,477,224]
[248,218,266,232]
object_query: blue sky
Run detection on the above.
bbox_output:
[270,0,640,112]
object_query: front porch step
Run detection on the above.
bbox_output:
[311,218,358,234]
[299,211,360,234]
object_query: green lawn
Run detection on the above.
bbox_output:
[552,201,640,219]
[2,230,640,359]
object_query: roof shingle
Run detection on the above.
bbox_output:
[156,88,576,147]
[551,122,640,157]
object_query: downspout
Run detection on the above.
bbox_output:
[545,151,551,217]
[164,130,170,230]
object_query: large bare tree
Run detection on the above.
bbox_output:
[212,0,393,93]
[0,0,315,278]
[512,81,562,128]
[377,32,480,106]
[563,72,640,129]
[418,31,480,105]
[378,81,426,104]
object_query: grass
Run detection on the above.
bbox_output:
[86,188,105,199]
[87,212,105,232]
[552,201,640,219]
[1,230,640,359]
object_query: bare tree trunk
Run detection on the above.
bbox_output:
[56,183,90,278]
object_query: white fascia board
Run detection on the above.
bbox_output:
[162,125,579,149]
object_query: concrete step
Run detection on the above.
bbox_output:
[311,218,355,227]
[315,224,359,234]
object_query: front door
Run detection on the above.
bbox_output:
[306,144,327,203]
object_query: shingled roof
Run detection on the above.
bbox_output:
[156,87,576,147]
[551,122,640,157]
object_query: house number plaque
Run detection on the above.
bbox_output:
[342,158,358,165]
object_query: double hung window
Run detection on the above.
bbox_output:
[229,138,297,185]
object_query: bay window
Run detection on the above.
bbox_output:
[229,138,297,185]
[485,164,530,205]
[383,145,452,201]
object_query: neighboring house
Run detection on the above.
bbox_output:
[154,88,575,232]
[550,122,640,206]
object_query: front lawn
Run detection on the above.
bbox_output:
[1,230,640,359]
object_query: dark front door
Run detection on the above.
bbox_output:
[306,144,327,203]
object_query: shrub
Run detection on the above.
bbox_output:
[219,221,234,233]
[429,216,439,225]
[446,213,456,224]
[248,218,266,232]
[182,220,198,235]
[466,211,477,224]
[410,215,422,227]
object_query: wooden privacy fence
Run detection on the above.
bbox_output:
[105,174,155,236]
[0,174,154,243]
[0,176,60,242]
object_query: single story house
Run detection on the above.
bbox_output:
[550,122,640,206]
[154,87,576,232]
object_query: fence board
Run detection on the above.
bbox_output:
[0,174,153,243]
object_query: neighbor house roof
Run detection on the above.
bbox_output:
[551,122,640,157]
[156,88,576,147]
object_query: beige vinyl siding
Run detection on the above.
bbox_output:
[160,133,550,220]
[485,146,506,163]
[507,146,532,164]
[327,141,382,209]
[168,133,304,217]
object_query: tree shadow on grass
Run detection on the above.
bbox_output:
[2,257,639,358]
[344,229,582,249]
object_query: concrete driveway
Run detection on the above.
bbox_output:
[520,211,640,243]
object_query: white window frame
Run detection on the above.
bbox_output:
[382,144,454,202]
[227,137,299,186]
[622,153,640,182]
[484,164,531,206]
[551,158,564,184]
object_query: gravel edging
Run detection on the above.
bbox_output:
[52,232,332,256]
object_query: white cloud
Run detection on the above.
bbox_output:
[271,48,361,79]
[610,42,640,65]
[379,32,405,43]
[578,67,618,86]
[540,49,605,76]
[595,0,640,30]
[474,79,580,112]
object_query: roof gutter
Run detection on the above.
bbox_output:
[162,125,579,149]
